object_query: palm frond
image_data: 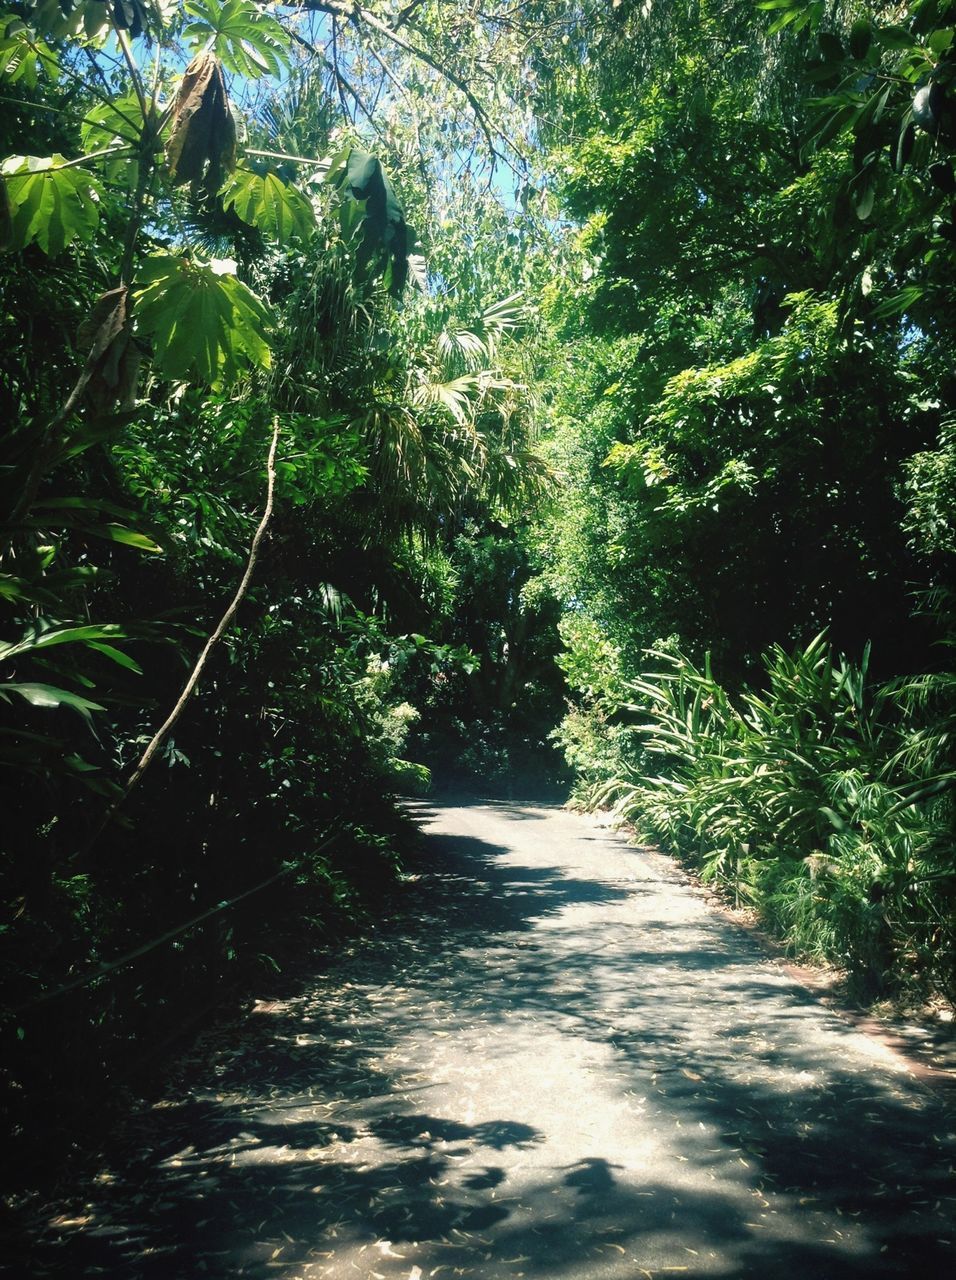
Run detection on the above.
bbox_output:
[411,373,482,425]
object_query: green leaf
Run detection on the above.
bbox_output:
[221,169,315,242]
[0,18,57,87]
[0,575,30,603]
[850,168,876,221]
[816,31,843,62]
[0,623,128,663]
[33,495,147,519]
[769,8,808,34]
[928,27,954,55]
[24,499,165,551]
[876,24,917,52]
[848,17,872,60]
[86,641,143,673]
[0,682,104,718]
[182,0,289,79]
[331,148,412,296]
[819,805,847,831]
[407,251,428,291]
[870,284,925,317]
[28,0,107,42]
[133,254,273,386]
[1,154,102,255]
[809,103,856,151]
[95,524,165,552]
[0,624,142,675]
[80,92,147,159]
[895,120,916,173]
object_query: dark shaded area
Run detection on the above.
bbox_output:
[406,522,572,800]
[3,799,954,1280]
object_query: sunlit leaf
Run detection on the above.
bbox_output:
[0,682,104,718]
[80,92,147,156]
[1,154,102,255]
[86,641,143,673]
[0,623,128,663]
[0,17,58,86]
[134,253,273,385]
[221,169,315,242]
[182,0,290,79]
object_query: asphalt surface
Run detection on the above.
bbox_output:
[14,796,956,1278]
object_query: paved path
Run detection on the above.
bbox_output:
[15,798,956,1278]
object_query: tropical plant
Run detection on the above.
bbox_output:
[592,633,954,1001]
[0,0,559,1163]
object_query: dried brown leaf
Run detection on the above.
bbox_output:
[165,52,236,192]
[78,286,128,363]
[69,284,140,410]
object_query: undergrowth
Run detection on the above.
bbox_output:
[573,633,955,1005]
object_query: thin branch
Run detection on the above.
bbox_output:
[287,24,384,140]
[31,41,128,118]
[85,417,281,844]
[363,40,413,105]
[80,43,146,139]
[334,63,387,138]
[0,93,74,117]
[119,145,156,286]
[295,0,528,168]
[113,25,149,119]
[245,146,331,166]
[17,830,340,1013]
[330,16,352,122]
[392,0,429,32]
[353,3,505,162]
[42,145,135,172]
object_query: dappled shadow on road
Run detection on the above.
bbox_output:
[10,798,956,1279]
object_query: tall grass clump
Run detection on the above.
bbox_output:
[597,634,955,1003]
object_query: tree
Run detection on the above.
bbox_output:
[0,0,555,1154]
[534,0,955,1001]
[537,0,953,678]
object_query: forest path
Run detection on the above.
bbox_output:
[17,797,956,1279]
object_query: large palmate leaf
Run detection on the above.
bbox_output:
[182,0,290,79]
[133,254,273,385]
[0,17,58,86]
[412,373,484,425]
[81,92,147,155]
[27,0,109,42]
[221,169,316,243]
[30,0,177,40]
[1,155,103,255]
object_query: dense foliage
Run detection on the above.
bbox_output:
[539,0,955,1004]
[1,0,954,1168]
[0,0,561,1160]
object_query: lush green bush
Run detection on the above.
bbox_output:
[550,615,646,803]
[591,634,955,1003]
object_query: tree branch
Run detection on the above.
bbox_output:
[83,417,281,848]
[292,0,529,169]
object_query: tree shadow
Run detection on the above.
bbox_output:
[8,798,956,1279]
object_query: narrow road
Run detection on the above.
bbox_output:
[16,798,956,1278]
